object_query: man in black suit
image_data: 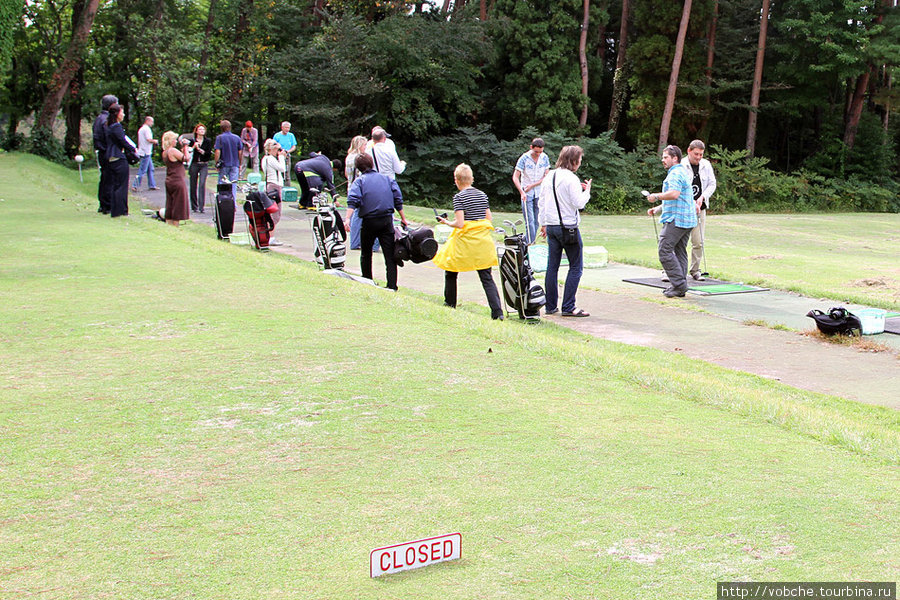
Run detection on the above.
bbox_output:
[92,94,118,214]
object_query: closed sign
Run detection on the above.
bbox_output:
[370,533,462,577]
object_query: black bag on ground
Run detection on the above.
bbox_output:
[311,204,347,270]
[213,183,235,239]
[806,307,862,336]
[394,225,438,267]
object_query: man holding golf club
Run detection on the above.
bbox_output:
[646,145,698,298]
[681,140,716,281]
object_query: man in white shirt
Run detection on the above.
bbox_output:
[680,139,717,281]
[512,137,550,244]
[132,116,159,190]
[367,127,406,180]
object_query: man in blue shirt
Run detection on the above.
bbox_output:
[214,120,243,199]
[273,121,297,185]
[512,137,550,244]
[343,153,408,290]
[646,145,698,298]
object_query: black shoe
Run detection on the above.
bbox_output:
[663,288,687,298]
[199,209,205,213]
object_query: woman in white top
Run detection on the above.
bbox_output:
[261,138,287,228]
[345,135,377,251]
[538,145,592,317]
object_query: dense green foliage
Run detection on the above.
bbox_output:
[3,0,898,210]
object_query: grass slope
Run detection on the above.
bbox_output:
[1,154,898,599]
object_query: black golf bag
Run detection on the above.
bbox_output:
[498,232,545,320]
[394,224,438,267]
[243,190,278,249]
[213,183,235,239]
[310,202,347,269]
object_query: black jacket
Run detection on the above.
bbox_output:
[105,122,138,164]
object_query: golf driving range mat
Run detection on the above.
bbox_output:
[622,277,769,295]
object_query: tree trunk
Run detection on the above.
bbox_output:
[147,0,166,115]
[657,0,692,153]
[194,0,218,112]
[225,0,255,116]
[578,0,590,128]
[607,0,630,135]
[35,0,100,132]
[884,66,892,132]
[698,0,717,136]
[480,0,487,20]
[745,0,770,156]
[843,67,872,149]
[442,0,452,12]
[63,0,86,157]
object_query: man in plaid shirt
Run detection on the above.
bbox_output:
[646,145,699,298]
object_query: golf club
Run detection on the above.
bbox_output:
[642,191,659,241]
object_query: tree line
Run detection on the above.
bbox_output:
[2,0,898,199]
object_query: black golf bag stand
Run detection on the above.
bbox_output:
[308,190,347,270]
[497,220,545,321]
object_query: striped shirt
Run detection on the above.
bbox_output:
[453,187,490,221]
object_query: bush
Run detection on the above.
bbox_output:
[27,127,69,165]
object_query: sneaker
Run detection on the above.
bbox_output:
[545,308,559,315]
[663,288,686,298]
[661,271,669,282]
[691,272,706,281]
[149,186,160,190]
[268,239,284,246]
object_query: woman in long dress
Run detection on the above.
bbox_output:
[160,131,190,226]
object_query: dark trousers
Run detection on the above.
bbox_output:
[444,269,503,319]
[658,222,692,292]
[189,161,209,211]
[360,214,397,290]
[107,159,130,217]
[97,157,111,213]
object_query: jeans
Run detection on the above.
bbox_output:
[444,269,503,319]
[544,225,583,313]
[133,155,156,189]
[349,211,380,252]
[521,194,540,244]
[218,165,239,200]
[360,215,397,289]
[189,161,208,211]
[658,222,692,292]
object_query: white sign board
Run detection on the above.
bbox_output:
[370,533,462,578]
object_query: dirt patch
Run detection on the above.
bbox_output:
[748,254,782,260]
[605,539,664,565]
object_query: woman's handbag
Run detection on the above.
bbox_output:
[551,172,579,246]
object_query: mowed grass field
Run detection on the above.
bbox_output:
[1,154,898,599]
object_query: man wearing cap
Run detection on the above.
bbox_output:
[240,121,259,177]
[92,94,118,214]
[513,138,550,244]
[273,121,297,184]
[366,127,406,180]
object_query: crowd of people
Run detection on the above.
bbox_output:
[90,94,716,318]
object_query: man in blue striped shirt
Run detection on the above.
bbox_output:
[646,145,699,298]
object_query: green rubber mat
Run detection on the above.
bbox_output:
[688,283,769,295]
[885,312,900,318]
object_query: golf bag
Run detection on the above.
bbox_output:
[498,232,545,320]
[310,202,347,269]
[394,224,438,267]
[806,307,862,336]
[213,183,235,239]
[243,190,278,249]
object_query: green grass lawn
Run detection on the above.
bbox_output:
[1,154,898,598]
[405,207,900,311]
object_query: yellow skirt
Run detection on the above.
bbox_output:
[432,219,498,272]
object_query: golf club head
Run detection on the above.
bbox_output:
[641,190,650,198]
[514,219,523,226]
[494,227,506,235]
[503,220,514,227]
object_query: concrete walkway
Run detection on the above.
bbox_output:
[132,173,899,410]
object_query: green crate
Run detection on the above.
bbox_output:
[282,187,298,203]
